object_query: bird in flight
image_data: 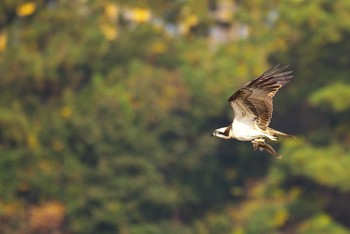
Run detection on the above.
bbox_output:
[212,65,294,159]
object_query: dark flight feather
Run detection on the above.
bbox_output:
[228,65,293,130]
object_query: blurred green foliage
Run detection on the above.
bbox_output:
[1,0,350,233]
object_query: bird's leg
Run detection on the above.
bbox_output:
[252,138,265,143]
[251,138,282,159]
[252,138,265,151]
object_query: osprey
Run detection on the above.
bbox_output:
[212,65,294,159]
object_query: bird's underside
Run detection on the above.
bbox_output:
[223,124,291,159]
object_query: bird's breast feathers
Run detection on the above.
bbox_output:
[230,120,268,141]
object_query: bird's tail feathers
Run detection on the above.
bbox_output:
[268,128,296,139]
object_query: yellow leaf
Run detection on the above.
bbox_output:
[179,15,199,35]
[274,38,287,51]
[233,227,245,234]
[0,31,7,52]
[186,15,199,27]
[105,2,119,21]
[151,42,167,54]
[132,8,151,23]
[100,24,118,40]
[237,65,248,77]
[27,133,38,149]
[17,2,36,17]
[60,106,72,118]
[214,0,234,22]
[273,209,289,227]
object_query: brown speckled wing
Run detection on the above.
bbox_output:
[228,65,293,130]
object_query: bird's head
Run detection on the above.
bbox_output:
[211,127,231,139]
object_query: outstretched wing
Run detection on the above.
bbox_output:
[228,65,293,130]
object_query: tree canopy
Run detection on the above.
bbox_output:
[1,0,350,233]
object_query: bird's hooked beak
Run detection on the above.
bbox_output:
[211,130,217,137]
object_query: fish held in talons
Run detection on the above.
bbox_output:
[251,138,282,159]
